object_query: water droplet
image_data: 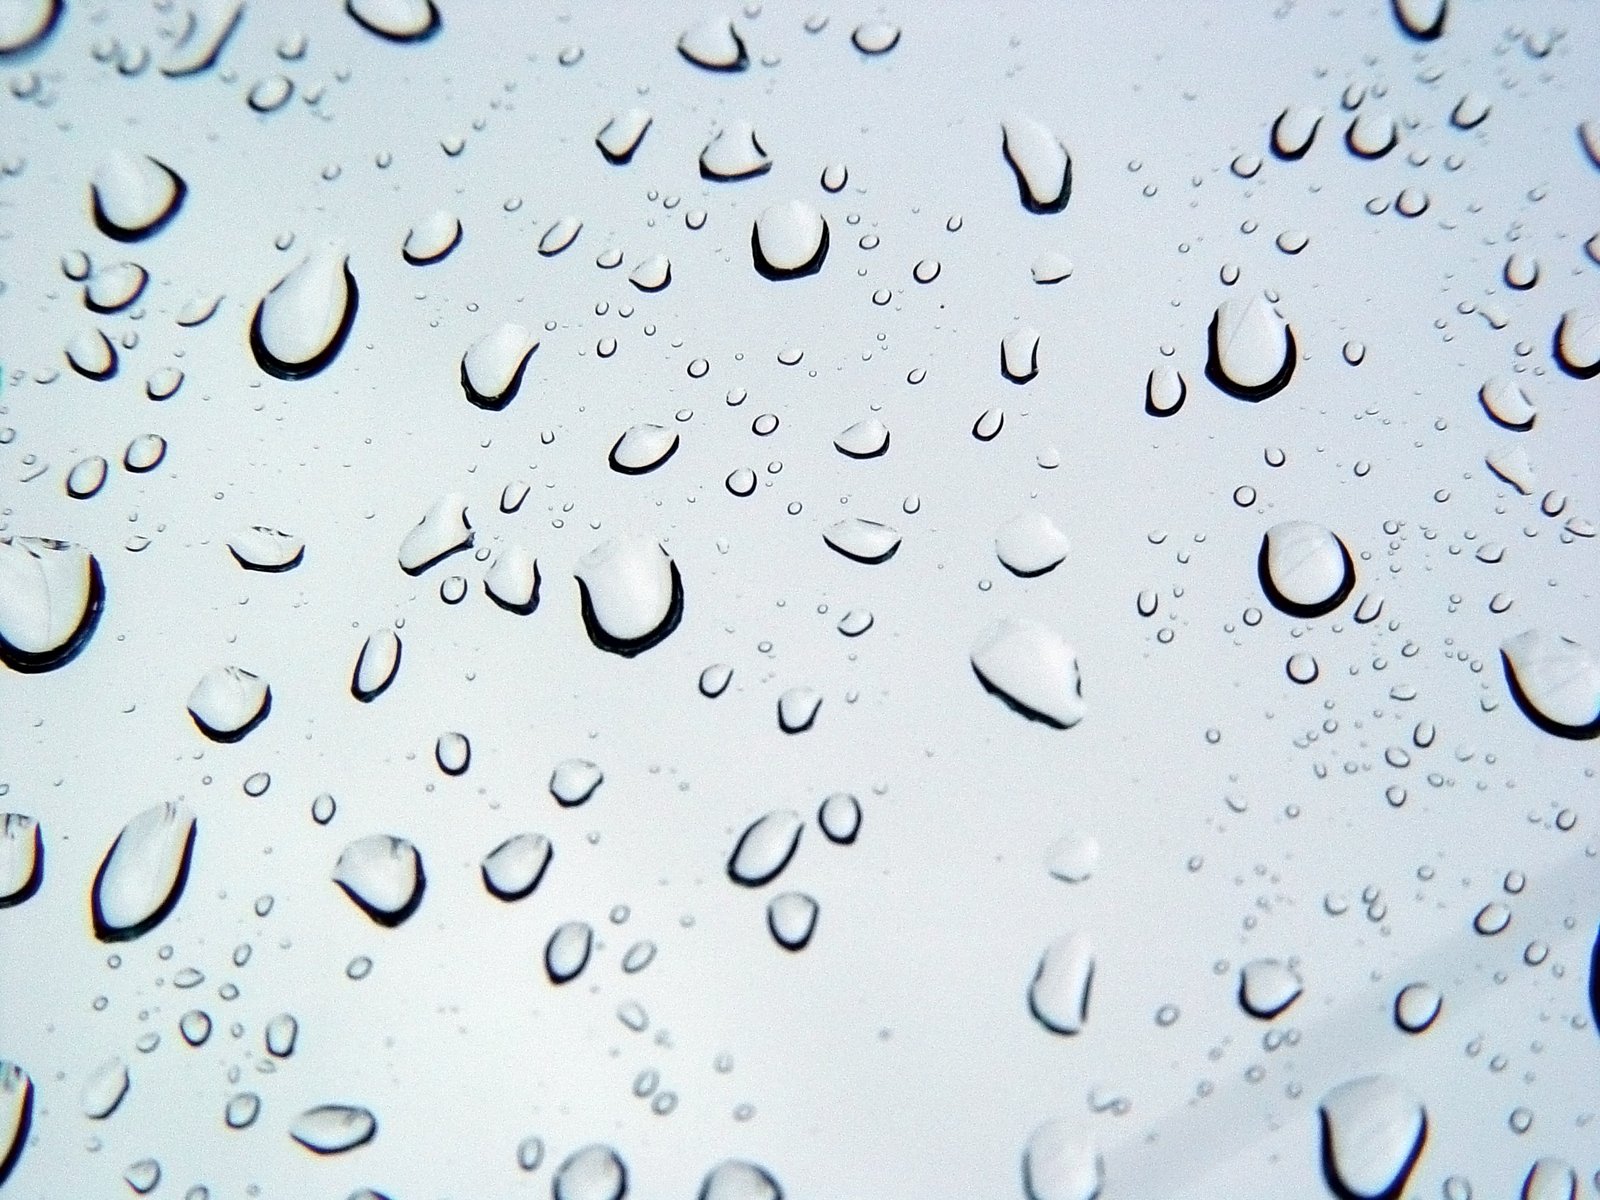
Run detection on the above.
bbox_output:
[290,1104,377,1154]
[435,731,470,775]
[92,802,197,941]
[1522,1158,1578,1200]
[752,201,828,280]
[545,921,593,984]
[1022,1119,1103,1200]
[823,517,901,563]
[678,18,748,71]
[597,109,652,164]
[347,0,439,42]
[538,216,582,257]
[1207,294,1296,400]
[1393,982,1441,1033]
[0,537,104,672]
[851,21,900,54]
[575,534,683,655]
[1001,325,1041,383]
[249,246,358,380]
[1392,0,1446,39]
[609,424,679,474]
[333,835,425,927]
[971,618,1085,729]
[1553,306,1600,379]
[1479,378,1536,431]
[1259,521,1355,618]
[1500,630,1600,739]
[700,1159,782,1200]
[1451,92,1490,129]
[485,546,539,613]
[402,210,461,265]
[1145,366,1186,416]
[65,456,108,499]
[225,1092,260,1129]
[1286,653,1319,684]
[1238,959,1303,1018]
[817,793,861,844]
[1346,110,1399,158]
[1029,933,1094,1034]
[995,511,1070,577]
[1318,1076,1427,1200]
[265,1013,298,1057]
[517,1135,545,1171]
[352,629,402,701]
[247,74,294,113]
[700,663,733,697]
[179,1010,212,1045]
[821,162,848,192]
[726,468,757,497]
[223,526,303,573]
[834,417,890,458]
[767,891,819,949]
[85,261,147,313]
[1270,106,1322,160]
[91,152,186,241]
[187,665,270,741]
[125,1159,161,1194]
[629,254,672,292]
[1045,832,1098,883]
[701,121,771,180]
[398,493,472,574]
[482,833,552,901]
[1001,114,1072,213]
[122,433,166,474]
[913,258,942,283]
[777,686,822,733]
[728,809,803,886]
[461,324,537,410]
[65,328,117,380]
[81,1057,129,1119]
[1031,251,1073,284]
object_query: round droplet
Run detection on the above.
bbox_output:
[225,1092,260,1129]
[851,21,899,53]
[1286,653,1319,684]
[699,1159,782,1200]
[752,201,829,280]
[817,793,861,844]
[123,434,166,473]
[1044,832,1099,883]
[1259,521,1355,618]
[1346,110,1399,158]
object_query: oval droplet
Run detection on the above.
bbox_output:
[346,0,439,42]
[402,209,461,264]
[1022,1119,1103,1200]
[265,1013,298,1057]
[85,261,148,313]
[767,891,818,950]
[0,537,104,672]
[609,424,679,474]
[91,802,197,941]
[1258,521,1355,618]
[290,1104,377,1154]
[227,526,304,572]
[728,810,803,887]
[1346,110,1399,158]
[66,456,108,500]
[628,254,672,292]
[461,323,537,409]
[970,618,1085,729]
[823,517,901,564]
[699,663,733,697]
[249,246,358,380]
[817,793,861,844]
[186,665,270,741]
[545,920,593,984]
[351,629,402,701]
[752,201,828,280]
[1392,0,1446,40]
[1318,1075,1427,1200]
[1029,933,1094,1035]
[1207,294,1296,400]
[1145,366,1186,417]
[65,328,117,380]
[435,732,470,775]
[1002,114,1072,213]
[574,534,683,656]
[481,833,552,901]
[332,835,425,927]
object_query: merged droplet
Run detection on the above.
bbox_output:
[402,210,461,264]
[678,18,747,71]
[1022,1119,1103,1200]
[398,493,472,574]
[1207,294,1296,400]
[1001,114,1072,213]
[249,246,358,380]
[290,1104,377,1154]
[1258,521,1355,618]
[1479,377,1536,431]
[970,618,1085,729]
[767,891,819,950]
[333,835,425,927]
[228,526,304,572]
[1029,933,1094,1035]
[0,536,104,672]
[728,809,803,887]
[1318,1076,1427,1200]
[91,152,186,241]
[0,814,41,908]
[752,201,828,280]
[1553,306,1600,379]
[1238,958,1303,1019]
[187,665,270,741]
[485,545,539,613]
[1499,629,1600,739]
[823,518,901,564]
[0,1063,33,1188]
[81,1057,130,1119]
[352,629,402,701]
[574,534,683,656]
[461,323,537,409]
[91,802,197,942]
[994,512,1070,577]
[346,0,440,42]
[545,920,593,983]
[700,121,771,180]
[552,1143,627,1200]
[699,1159,782,1200]
[481,833,552,901]
[609,424,679,474]
[597,109,652,164]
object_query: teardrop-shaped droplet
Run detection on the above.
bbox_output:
[1145,366,1186,416]
[699,1159,782,1200]
[574,534,683,656]
[0,814,42,908]
[677,18,747,71]
[1393,982,1442,1033]
[777,686,822,733]
[352,629,402,701]
[1001,325,1041,383]
[545,920,593,983]
[398,493,472,574]
[461,323,536,409]
[1553,306,1600,379]
[823,517,900,563]
[1258,521,1354,618]
[227,526,304,571]
[629,254,672,291]
[481,833,552,901]
[728,810,803,887]
[66,456,108,500]
[752,201,828,280]
[1346,110,1399,158]
[1523,1158,1578,1200]
[538,216,582,257]
[402,210,460,264]
[1486,444,1535,495]
[553,1143,626,1200]
[65,328,117,380]
[550,759,603,806]
[346,0,439,42]
[767,891,818,950]
[290,1104,377,1154]
[1023,1119,1103,1200]
[701,121,771,180]
[700,663,733,697]
[91,802,197,941]
[333,835,425,927]
[91,152,186,241]
[597,108,652,163]
[1001,114,1072,213]
[971,618,1085,729]
[0,536,104,672]
[0,1063,33,1188]
[250,247,358,380]
[817,793,861,844]
[186,665,270,741]
[85,261,148,313]
[1479,377,1536,431]
[834,417,889,458]
[609,424,679,474]
[1392,0,1446,40]
[1029,933,1094,1034]
[485,545,539,613]
[81,1057,130,1119]
[1500,630,1600,739]
[973,408,1004,441]
[1318,1076,1427,1200]
[1238,958,1303,1019]
[1270,106,1322,159]
[1207,295,1296,399]
[995,512,1070,577]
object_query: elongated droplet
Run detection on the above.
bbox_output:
[1392,0,1446,40]
[66,456,108,499]
[971,618,1085,729]
[1145,366,1186,416]
[1258,521,1355,618]
[435,731,469,775]
[767,891,818,950]
[228,526,304,572]
[265,1014,298,1057]
[81,1057,130,1119]
[550,759,603,806]
[777,686,822,733]
[701,121,771,180]
[0,814,41,908]
[1238,958,1303,1019]
[485,546,539,613]
[574,534,683,656]
[290,1104,377,1154]
[597,108,652,163]
[1318,1076,1427,1200]
[752,201,828,280]
[0,1063,33,1188]
[1479,378,1536,430]
[554,1143,626,1200]
[1500,630,1600,739]
[834,417,889,458]
[347,0,439,42]
[1207,294,1296,400]
[545,920,593,983]
[1001,114,1072,212]
[0,537,104,672]
[398,493,472,574]
[995,512,1069,577]
[65,329,117,380]
[678,18,747,71]
[333,835,425,927]
[538,216,582,256]
[91,152,186,241]
[187,665,270,741]
[481,833,552,901]
[699,1159,782,1200]
[1001,325,1041,383]
[1271,106,1322,159]
[402,210,460,264]
[250,246,358,380]
[91,802,197,941]
[1023,1120,1103,1200]
[461,323,537,409]
[1553,306,1600,379]
[1029,933,1094,1034]
[1451,92,1490,128]
[352,629,402,700]
[609,424,679,474]
[823,517,900,563]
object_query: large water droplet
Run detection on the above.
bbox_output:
[995,512,1070,577]
[1271,106,1322,159]
[482,833,552,901]
[1318,1075,1427,1200]
[834,417,889,458]
[1522,1159,1578,1200]
[609,424,679,474]
[228,526,304,572]
[767,891,819,950]
[398,493,473,574]
[1022,1119,1103,1200]
[333,835,425,927]
[485,545,539,613]
[290,1104,377,1154]
[628,255,672,292]
[701,121,771,180]
[823,517,900,563]
[186,665,270,741]
[1346,111,1399,158]
[1001,114,1072,213]
[728,810,803,886]
[545,920,593,983]
[80,1056,129,1119]
[1553,306,1600,379]
[1258,521,1355,618]
[553,1143,627,1200]
[0,1063,33,1188]
[1392,0,1446,40]
[346,0,440,43]
[0,814,41,908]
[1029,933,1094,1035]
[352,629,402,700]
[85,261,148,313]
[1207,295,1296,400]
[817,793,861,844]
[461,323,537,409]
[91,802,197,941]
[678,18,747,71]
[597,109,652,163]
[970,619,1085,729]
[1238,958,1303,1019]
[752,201,828,280]
[1479,378,1536,431]
[538,216,582,257]
[1499,629,1600,739]
[65,328,117,380]
[402,210,461,264]
[91,152,186,242]
[250,246,358,380]
[0,536,104,672]
[699,1159,782,1200]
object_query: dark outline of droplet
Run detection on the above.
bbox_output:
[972,410,1004,441]
[1345,115,1398,159]
[822,522,900,564]
[820,164,848,192]
[1502,260,1538,292]
[698,1161,780,1200]
[1392,0,1445,40]
[1001,127,1072,214]
[229,535,305,573]
[544,924,592,984]
[481,836,551,902]
[1237,970,1301,1020]
[1285,655,1320,685]
[160,2,245,77]
[767,895,817,950]
[345,0,440,43]
[1028,956,1092,1034]
[0,551,104,674]
[1450,98,1488,130]
[1587,924,1598,1037]
[350,633,402,702]
[1319,1104,1426,1200]
[699,665,732,698]
[435,736,470,776]
[1145,368,1186,417]
[1553,314,1600,380]
[83,265,148,314]
[726,816,802,888]
[91,159,187,243]
[777,692,821,734]
[1205,310,1297,400]
[290,1106,378,1155]
[550,764,602,807]
[246,77,294,114]
[189,683,272,743]
[0,0,62,58]
[334,844,425,928]
[1392,985,1440,1033]
[1256,532,1355,619]
[835,429,889,460]
[1269,109,1320,161]
[629,260,673,292]
[998,551,1065,580]
[460,340,534,410]
[699,129,771,182]
[176,294,222,327]
[249,262,360,381]
[0,1071,32,1189]
[0,821,42,909]
[677,22,748,72]
[751,218,829,281]
[90,812,196,942]
[1500,650,1600,740]
[1000,333,1039,384]
[972,662,1081,730]
[485,561,540,615]
[66,333,118,382]
[608,429,679,475]
[575,559,684,657]
[818,795,861,845]
[401,219,460,266]
[1478,383,1535,432]
[123,437,166,474]
[851,23,901,54]
[596,115,652,165]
